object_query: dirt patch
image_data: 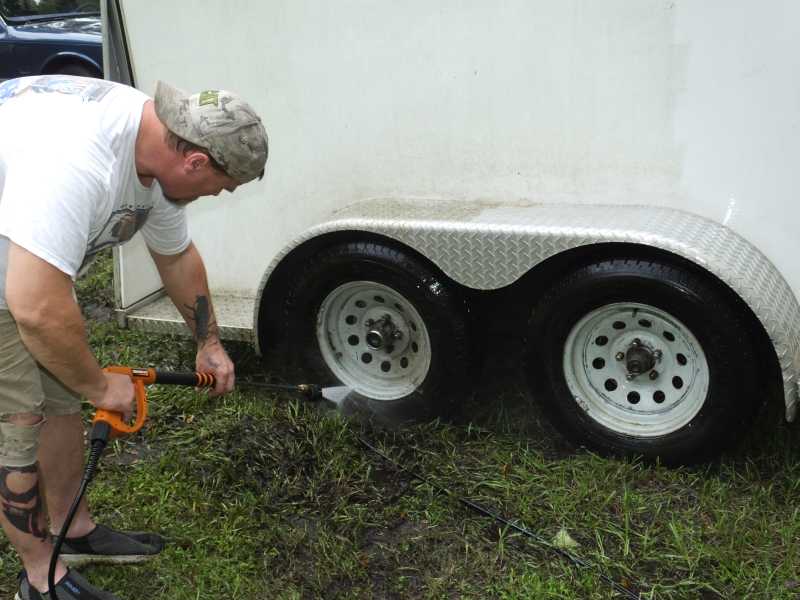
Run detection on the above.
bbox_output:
[105,436,164,466]
[82,302,115,323]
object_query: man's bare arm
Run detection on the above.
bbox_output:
[5,242,134,413]
[148,242,235,395]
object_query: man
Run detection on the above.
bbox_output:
[0,75,268,599]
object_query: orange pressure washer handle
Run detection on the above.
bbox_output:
[92,367,216,439]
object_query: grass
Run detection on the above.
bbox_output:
[2,249,800,598]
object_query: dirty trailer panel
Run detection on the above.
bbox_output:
[110,0,800,462]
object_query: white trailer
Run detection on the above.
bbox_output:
[103,0,800,464]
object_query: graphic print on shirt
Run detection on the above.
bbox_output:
[79,206,152,273]
[0,76,114,106]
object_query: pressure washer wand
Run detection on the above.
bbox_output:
[238,380,347,403]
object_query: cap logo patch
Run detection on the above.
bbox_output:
[198,90,220,107]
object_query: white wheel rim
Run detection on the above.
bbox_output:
[563,302,709,437]
[316,281,432,401]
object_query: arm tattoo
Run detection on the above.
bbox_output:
[0,464,48,541]
[184,295,218,344]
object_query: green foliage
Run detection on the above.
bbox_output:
[2,251,799,598]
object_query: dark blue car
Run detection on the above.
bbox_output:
[0,0,102,81]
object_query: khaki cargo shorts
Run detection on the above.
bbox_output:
[0,309,81,467]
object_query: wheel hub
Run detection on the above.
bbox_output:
[365,314,404,351]
[623,338,662,379]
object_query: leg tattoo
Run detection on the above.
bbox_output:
[0,464,48,541]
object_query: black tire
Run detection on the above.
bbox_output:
[53,63,98,78]
[524,257,762,465]
[279,241,473,423]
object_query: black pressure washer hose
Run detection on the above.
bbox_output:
[357,436,642,599]
[48,421,110,599]
[49,370,641,599]
[48,368,215,598]
[47,369,323,599]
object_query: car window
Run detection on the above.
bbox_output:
[1,0,99,20]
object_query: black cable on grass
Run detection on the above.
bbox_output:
[357,435,642,600]
[49,423,110,600]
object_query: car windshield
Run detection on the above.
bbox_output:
[1,0,99,19]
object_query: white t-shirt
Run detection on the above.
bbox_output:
[0,75,190,309]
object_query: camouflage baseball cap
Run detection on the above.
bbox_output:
[154,81,268,184]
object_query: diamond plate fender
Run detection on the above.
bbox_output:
[255,199,800,421]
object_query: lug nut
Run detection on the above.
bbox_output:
[392,331,403,340]
[649,370,659,380]
[626,373,636,381]
[633,338,642,345]
[365,319,374,327]
[616,352,625,361]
